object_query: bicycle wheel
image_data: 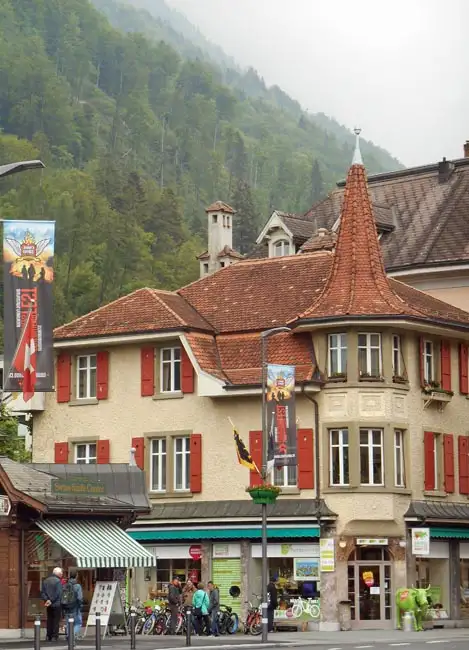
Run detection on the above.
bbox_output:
[227,613,239,634]
[175,613,183,634]
[142,616,155,635]
[291,602,303,618]
[135,617,145,634]
[154,614,167,635]
[309,603,320,618]
[249,613,262,636]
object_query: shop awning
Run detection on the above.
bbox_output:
[36,519,156,568]
[129,526,320,542]
[430,527,469,539]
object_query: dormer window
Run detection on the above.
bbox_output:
[274,240,290,257]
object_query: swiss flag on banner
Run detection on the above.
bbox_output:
[10,307,36,402]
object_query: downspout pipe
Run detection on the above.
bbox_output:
[301,387,321,530]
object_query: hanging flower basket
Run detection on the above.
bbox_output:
[246,483,281,505]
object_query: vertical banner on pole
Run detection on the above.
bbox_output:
[266,364,297,471]
[3,221,55,396]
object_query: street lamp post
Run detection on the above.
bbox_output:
[260,326,291,643]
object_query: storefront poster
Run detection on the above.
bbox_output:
[411,528,430,555]
[362,571,374,587]
[293,558,319,580]
[266,364,297,469]
[319,538,335,572]
[3,220,55,394]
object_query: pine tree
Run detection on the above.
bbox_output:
[231,179,259,254]
[310,158,324,205]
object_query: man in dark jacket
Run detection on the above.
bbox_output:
[41,567,63,641]
[207,581,220,636]
[167,577,181,634]
[267,579,278,633]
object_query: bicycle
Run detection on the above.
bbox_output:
[290,597,320,619]
[242,594,262,635]
[217,604,239,634]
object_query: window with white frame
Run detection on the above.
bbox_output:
[150,438,167,492]
[160,347,181,393]
[358,333,381,377]
[77,354,97,399]
[394,429,405,487]
[423,340,434,383]
[431,433,440,490]
[328,333,347,377]
[360,428,384,485]
[271,464,297,488]
[75,442,97,464]
[392,334,402,377]
[174,437,190,491]
[273,240,290,257]
[329,428,349,486]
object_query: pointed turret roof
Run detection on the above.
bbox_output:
[296,132,419,321]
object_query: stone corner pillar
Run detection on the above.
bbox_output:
[319,528,340,631]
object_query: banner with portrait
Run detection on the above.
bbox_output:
[266,364,297,470]
[3,220,55,393]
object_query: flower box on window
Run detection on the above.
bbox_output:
[359,371,384,382]
[327,372,347,382]
[392,375,408,385]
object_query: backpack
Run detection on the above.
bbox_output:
[61,581,78,609]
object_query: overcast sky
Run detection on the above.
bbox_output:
[166,0,468,167]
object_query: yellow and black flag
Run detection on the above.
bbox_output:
[230,418,260,474]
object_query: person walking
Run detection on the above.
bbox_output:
[267,578,278,633]
[62,570,83,644]
[167,576,182,635]
[192,583,210,636]
[207,581,220,637]
[41,567,64,641]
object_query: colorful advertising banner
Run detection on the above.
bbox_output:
[266,364,297,469]
[3,220,55,396]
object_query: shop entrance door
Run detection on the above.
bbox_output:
[348,551,392,629]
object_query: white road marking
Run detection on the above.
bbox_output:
[389,644,410,646]
[426,642,448,644]
[355,646,374,649]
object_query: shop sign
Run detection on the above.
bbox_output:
[51,478,105,495]
[251,543,319,558]
[356,538,388,546]
[411,528,430,556]
[319,538,335,572]
[212,543,241,558]
[293,558,319,581]
[362,571,374,587]
[0,495,11,516]
[189,544,202,560]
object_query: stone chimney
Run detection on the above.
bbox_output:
[438,157,455,183]
[198,201,238,277]
[464,141,469,158]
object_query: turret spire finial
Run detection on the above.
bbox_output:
[352,127,363,165]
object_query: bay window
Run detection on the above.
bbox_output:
[329,428,349,486]
[358,333,381,378]
[394,429,405,487]
[328,333,347,377]
[360,428,384,485]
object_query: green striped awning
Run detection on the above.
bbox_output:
[36,519,156,569]
[129,526,320,542]
[430,527,469,539]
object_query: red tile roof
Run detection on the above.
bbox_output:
[217,245,244,260]
[54,288,212,340]
[179,252,333,333]
[205,201,235,214]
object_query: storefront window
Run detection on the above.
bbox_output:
[148,558,201,600]
[460,557,469,618]
[415,554,449,619]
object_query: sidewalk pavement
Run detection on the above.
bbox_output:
[2,627,469,649]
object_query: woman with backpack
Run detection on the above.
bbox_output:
[192,583,210,636]
[62,570,83,644]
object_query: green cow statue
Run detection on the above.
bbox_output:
[395,586,431,631]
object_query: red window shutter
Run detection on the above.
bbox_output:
[181,347,195,394]
[97,351,109,400]
[190,433,202,493]
[419,337,425,387]
[249,431,262,487]
[298,428,314,490]
[56,353,71,403]
[97,440,110,464]
[424,431,435,491]
[132,437,145,470]
[458,435,469,495]
[54,442,69,463]
[459,343,469,395]
[440,340,451,392]
[443,433,455,493]
[141,347,155,397]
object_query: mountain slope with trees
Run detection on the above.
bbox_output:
[0,0,401,331]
